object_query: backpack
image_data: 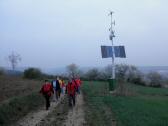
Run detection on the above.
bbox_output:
[43,83,51,93]
[52,80,57,89]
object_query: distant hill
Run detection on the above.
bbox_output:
[39,66,168,76]
[4,70,23,76]
[2,66,168,76]
[138,66,168,76]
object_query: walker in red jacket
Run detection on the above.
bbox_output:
[75,78,82,94]
[67,80,76,106]
[40,80,54,110]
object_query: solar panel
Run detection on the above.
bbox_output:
[101,46,126,58]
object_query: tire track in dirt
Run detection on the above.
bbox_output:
[64,93,86,126]
[14,95,64,126]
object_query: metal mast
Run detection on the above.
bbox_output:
[109,11,115,79]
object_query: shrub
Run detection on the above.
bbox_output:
[103,65,112,79]
[84,68,100,81]
[115,64,129,82]
[147,72,163,87]
[0,68,4,76]
[126,66,145,85]
[24,68,42,79]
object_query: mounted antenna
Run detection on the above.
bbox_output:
[109,11,115,39]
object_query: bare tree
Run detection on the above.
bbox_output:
[8,52,21,70]
[66,63,78,78]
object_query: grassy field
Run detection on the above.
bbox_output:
[82,81,168,126]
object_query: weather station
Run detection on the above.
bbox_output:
[101,11,126,92]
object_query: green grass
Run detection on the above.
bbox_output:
[82,81,168,126]
[127,83,168,96]
[0,92,45,126]
[82,81,114,126]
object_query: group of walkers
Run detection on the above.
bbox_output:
[40,77,82,110]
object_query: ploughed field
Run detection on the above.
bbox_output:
[0,76,44,126]
[0,75,42,103]
[82,81,168,126]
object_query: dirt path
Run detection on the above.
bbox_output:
[15,95,64,126]
[14,93,86,126]
[64,93,86,126]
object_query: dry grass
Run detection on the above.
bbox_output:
[0,75,44,126]
[0,75,42,103]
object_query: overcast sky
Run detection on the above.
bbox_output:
[0,0,168,69]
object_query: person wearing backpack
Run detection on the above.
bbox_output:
[58,78,63,95]
[55,77,61,100]
[40,80,54,110]
[52,79,57,101]
[62,79,66,94]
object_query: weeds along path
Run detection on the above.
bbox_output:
[64,93,86,126]
[15,95,64,126]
